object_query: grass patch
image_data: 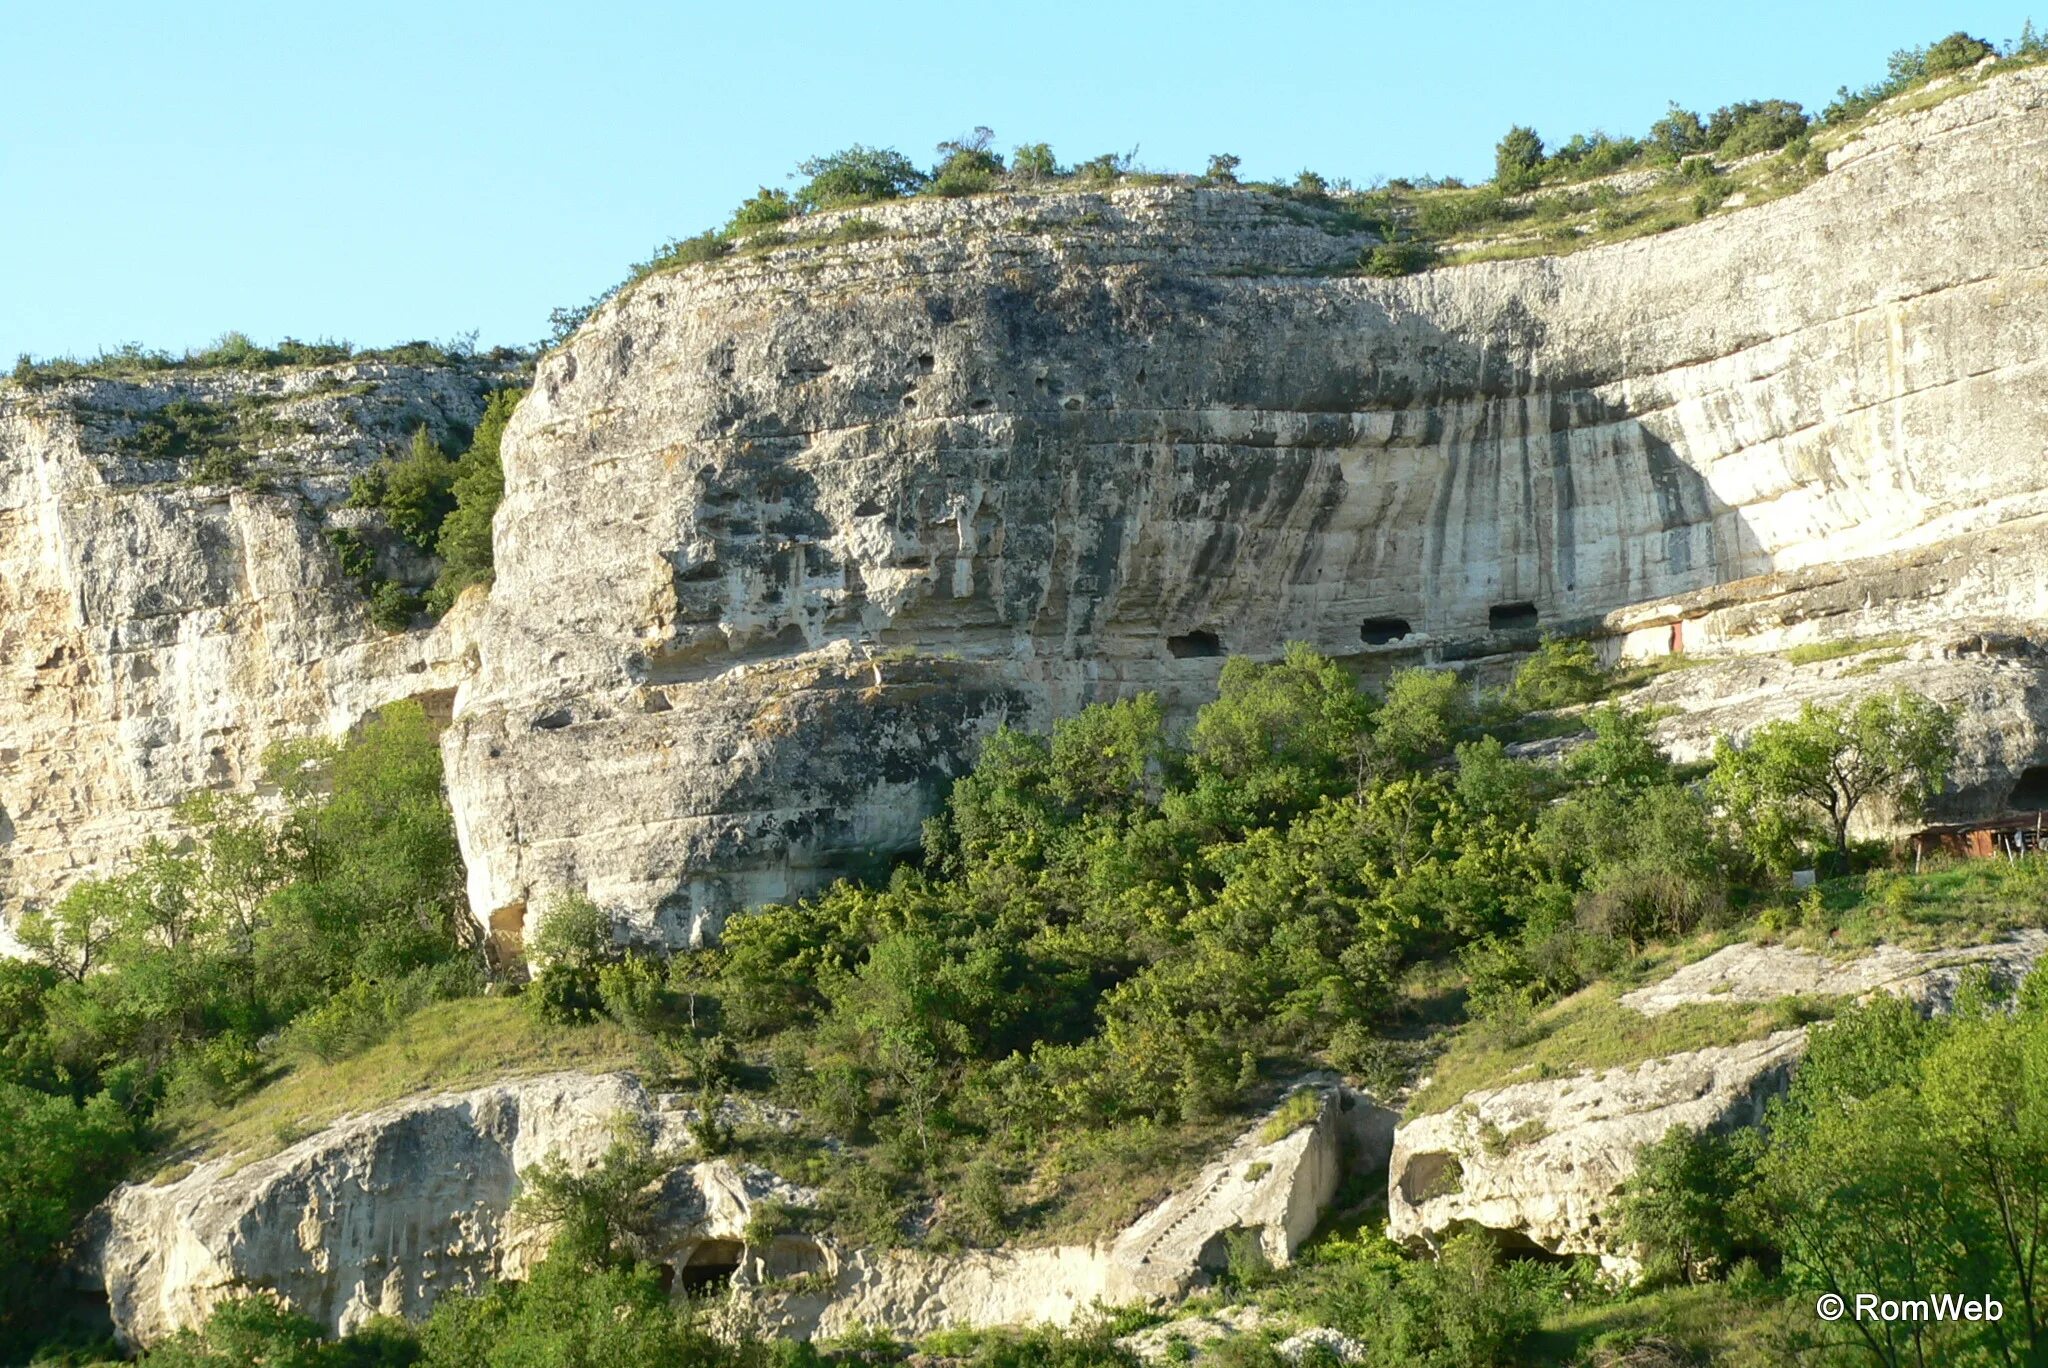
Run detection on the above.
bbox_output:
[1763,856,2048,950]
[1256,1088,1323,1144]
[1408,978,1835,1117]
[1526,1281,1803,1367]
[1780,633,1914,666]
[155,997,638,1166]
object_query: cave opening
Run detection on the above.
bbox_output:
[1361,617,1413,646]
[675,1239,743,1296]
[2010,765,2048,810]
[1168,630,1224,659]
[1489,601,1540,632]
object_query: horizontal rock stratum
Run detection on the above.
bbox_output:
[3,68,2047,946]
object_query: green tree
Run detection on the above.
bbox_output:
[1184,643,1374,828]
[725,186,795,234]
[1924,30,1996,73]
[1620,1125,1761,1282]
[513,1119,668,1270]
[1202,153,1242,185]
[1710,687,1958,863]
[794,145,926,210]
[1509,637,1605,711]
[355,426,459,551]
[930,128,1004,196]
[0,1084,138,1350]
[1010,142,1058,180]
[1494,126,1546,190]
[1648,104,1708,160]
[1369,669,1470,776]
[1706,100,1808,157]
[429,388,523,611]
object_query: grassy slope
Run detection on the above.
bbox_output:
[154,998,639,1168]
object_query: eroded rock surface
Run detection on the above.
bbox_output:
[1621,931,2048,1017]
[90,1078,1375,1346]
[0,359,517,923]
[1386,1033,1806,1259]
[450,66,2048,945]
[1390,931,2048,1259]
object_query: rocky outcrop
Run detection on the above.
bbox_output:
[88,1077,1378,1346]
[0,360,517,923]
[1620,931,2048,1017]
[1386,1032,1806,1260]
[448,66,2048,946]
[85,1071,812,1346]
[1388,932,2048,1259]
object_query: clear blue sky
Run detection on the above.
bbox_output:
[3,1,2036,360]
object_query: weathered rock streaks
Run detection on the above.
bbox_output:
[3,69,2047,945]
[452,67,2048,943]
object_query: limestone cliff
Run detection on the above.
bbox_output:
[449,66,2048,946]
[0,360,514,924]
[4,68,2046,948]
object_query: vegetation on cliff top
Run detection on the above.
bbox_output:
[9,329,526,392]
[543,24,2048,342]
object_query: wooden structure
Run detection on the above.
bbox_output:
[1910,812,2048,862]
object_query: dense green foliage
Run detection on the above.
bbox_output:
[1710,687,1958,867]
[340,387,525,624]
[503,641,1957,1270]
[1619,976,2048,1365]
[428,387,521,611]
[0,703,472,1356]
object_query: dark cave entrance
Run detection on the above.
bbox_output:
[674,1239,744,1296]
[2010,765,2048,810]
[1489,601,1540,632]
[1360,617,1413,645]
[1168,630,1225,658]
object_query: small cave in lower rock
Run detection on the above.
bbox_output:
[1168,630,1225,659]
[674,1238,744,1296]
[1361,616,1413,645]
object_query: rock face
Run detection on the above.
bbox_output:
[447,66,2048,946]
[1620,931,2048,1017]
[6,71,2048,945]
[1388,933,2048,1258]
[0,360,516,923]
[86,1071,813,1346]
[89,1077,1378,1346]
[1386,1033,1806,1259]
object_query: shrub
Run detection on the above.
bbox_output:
[1648,104,1708,160]
[368,581,421,632]
[726,187,795,235]
[646,232,730,271]
[351,426,458,550]
[1071,152,1129,187]
[795,145,926,210]
[1707,100,1808,158]
[1494,125,1545,190]
[1359,239,1435,276]
[1011,142,1058,180]
[930,128,1004,197]
[428,388,520,612]
[1202,153,1242,186]
[1924,30,1995,74]
[1510,637,1605,711]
